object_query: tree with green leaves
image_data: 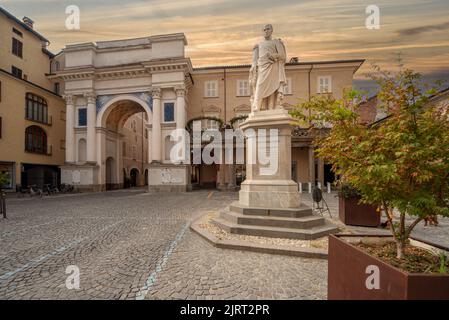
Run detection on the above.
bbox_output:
[0,172,8,191]
[291,68,449,259]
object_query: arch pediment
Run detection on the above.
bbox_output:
[202,105,221,114]
[234,104,251,113]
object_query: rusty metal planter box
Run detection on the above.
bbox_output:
[328,234,449,300]
[339,197,380,227]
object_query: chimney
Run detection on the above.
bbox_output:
[22,16,34,29]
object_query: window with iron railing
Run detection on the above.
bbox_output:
[25,125,48,155]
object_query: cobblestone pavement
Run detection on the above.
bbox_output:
[301,192,449,248]
[0,189,327,300]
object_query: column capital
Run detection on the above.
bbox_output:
[175,86,187,97]
[63,94,74,105]
[151,87,162,99]
[84,92,97,104]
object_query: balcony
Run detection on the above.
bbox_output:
[25,145,52,156]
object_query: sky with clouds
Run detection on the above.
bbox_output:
[2,0,449,83]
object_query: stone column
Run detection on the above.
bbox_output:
[308,145,315,185]
[228,163,237,190]
[175,87,186,130]
[151,88,162,163]
[64,95,75,163]
[318,157,325,187]
[85,93,97,163]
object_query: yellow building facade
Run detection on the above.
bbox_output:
[0,7,65,190]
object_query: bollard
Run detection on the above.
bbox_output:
[0,191,6,219]
[317,182,321,190]
[327,182,331,194]
[308,182,312,194]
[299,183,303,193]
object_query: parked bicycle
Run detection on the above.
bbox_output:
[43,184,59,196]
[60,183,75,194]
[28,185,43,198]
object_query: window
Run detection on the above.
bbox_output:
[318,76,332,93]
[204,118,219,130]
[12,38,23,58]
[285,78,293,95]
[11,66,22,79]
[77,108,87,127]
[204,81,218,98]
[237,80,250,97]
[163,102,175,122]
[12,28,23,37]
[25,125,47,154]
[54,83,60,95]
[25,93,49,124]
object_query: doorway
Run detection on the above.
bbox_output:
[106,157,116,190]
[130,168,139,187]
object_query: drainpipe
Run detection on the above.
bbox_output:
[308,64,314,119]
[223,68,227,124]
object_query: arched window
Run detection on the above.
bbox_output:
[26,93,49,124]
[25,125,47,154]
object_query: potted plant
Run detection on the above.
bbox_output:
[338,184,380,227]
[292,67,449,299]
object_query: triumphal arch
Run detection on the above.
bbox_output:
[53,34,192,192]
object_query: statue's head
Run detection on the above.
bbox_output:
[263,24,273,39]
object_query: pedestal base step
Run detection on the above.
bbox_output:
[211,217,338,240]
[229,202,312,218]
[220,210,325,229]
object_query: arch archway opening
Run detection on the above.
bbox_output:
[100,98,150,190]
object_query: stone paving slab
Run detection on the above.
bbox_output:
[2,189,446,300]
[0,189,327,300]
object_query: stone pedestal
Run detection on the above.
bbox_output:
[239,108,300,208]
[148,163,191,192]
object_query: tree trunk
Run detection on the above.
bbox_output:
[396,239,405,259]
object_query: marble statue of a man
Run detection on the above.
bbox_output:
[250,24,287,111]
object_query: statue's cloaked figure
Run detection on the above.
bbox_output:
[250,24,287,111]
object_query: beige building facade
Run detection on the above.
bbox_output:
[0,7,66,190]
[188,60,364,189]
